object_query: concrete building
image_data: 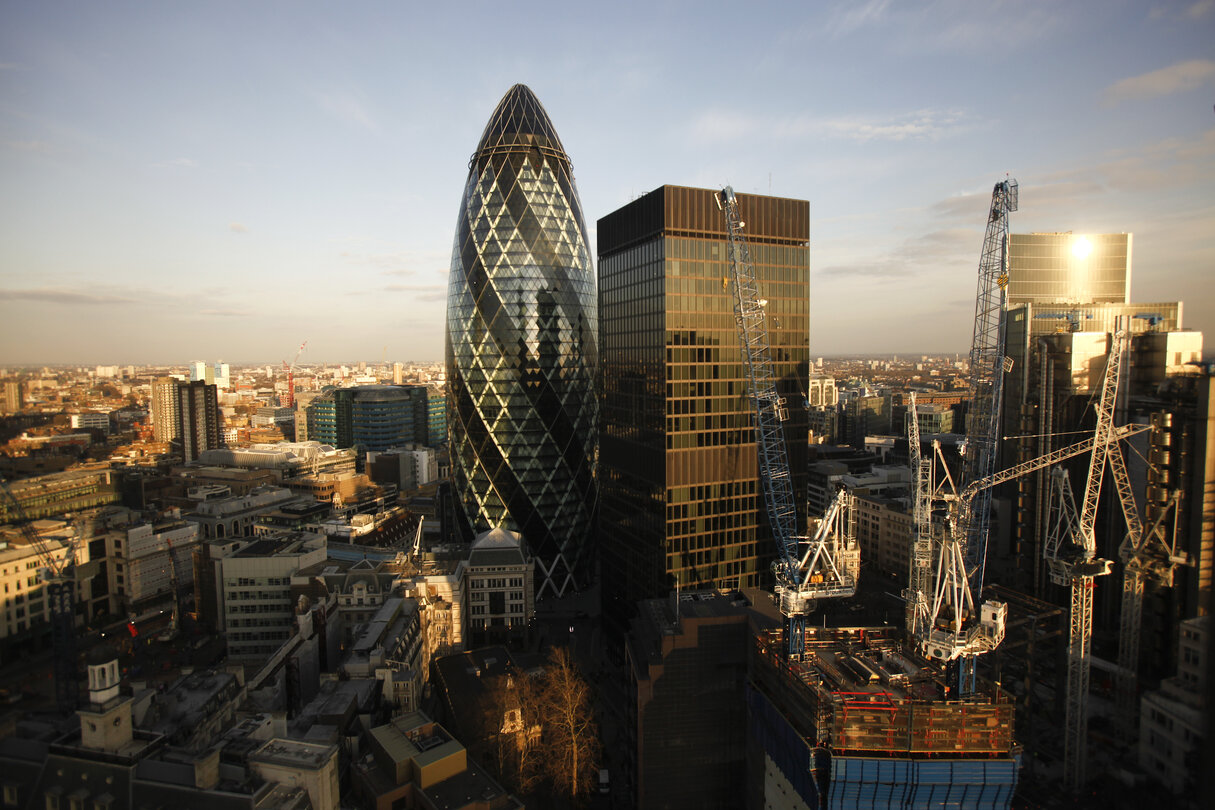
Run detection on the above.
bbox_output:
[367,445,438,492]
[197,442,358,480]
[177,379,223,462]
[0,522,76,652]
[248,738,339,810]
[625,593,756,810]
[103,511,199,611]
[446,84,599,598]
[0,467,119,522]
[463,528,535,649]
[182,485,304,541]
[354,710,521,810]
[598,185,809,630]
[196,529,327,660]
[1138,615,1207,796]
[69,411,111,435]
[1,379,24,414]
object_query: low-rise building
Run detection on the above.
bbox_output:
[463,528,534,649]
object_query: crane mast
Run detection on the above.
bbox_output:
[717,186,858,660]
[961,178,1017,597]
[908,179,1015,690]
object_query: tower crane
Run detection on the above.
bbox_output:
[1041,320,1134,791]
[0,477,78,711]
[903,179,1017,692]
[904,395,934,641]
[717,186,860,660]
[283,339,308,409]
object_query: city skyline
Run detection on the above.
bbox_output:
[2,1,1212,364]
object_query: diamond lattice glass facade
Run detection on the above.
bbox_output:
[445,84,598,598]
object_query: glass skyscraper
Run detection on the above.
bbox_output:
[445,84,599,598]
[597,185,810,629]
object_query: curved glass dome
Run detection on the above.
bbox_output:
[445,84,599,598]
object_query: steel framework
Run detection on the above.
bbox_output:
[718,186,858,660]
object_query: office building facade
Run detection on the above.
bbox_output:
[306,385,420,453]
[445,84,599,598]
[1006,232,1131,306]
[597,185,810,627]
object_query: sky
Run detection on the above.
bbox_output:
[1,0,1212,366]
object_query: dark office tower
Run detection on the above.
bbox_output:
[177,380,221,462]
[598,186,810,630]
[445,84,599,598]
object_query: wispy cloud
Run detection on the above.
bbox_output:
[1150,1,1214,20]
[315,88,377,131]
[229,222,248,234]
[198,308,252,317]
[382,284,447,302]
[690,108,972,145]
[152,156,198,169]
[3,139,52,153]
[3,288,139,305]
[1103,59,1215,104]
[819,228,975,278]
[825,0,892,37]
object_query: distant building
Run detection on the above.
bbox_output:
[149,376,180,443]
[177,379,222,462]
[306,385,421,453]
[69,411,111,435]
[1,379,25,413]
[367,446,438,491]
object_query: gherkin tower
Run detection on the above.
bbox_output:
[445,84,598,598]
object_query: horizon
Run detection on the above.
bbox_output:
[2,1,1212,365]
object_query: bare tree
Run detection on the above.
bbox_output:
[538,646,602,803]
[474,670,545,796]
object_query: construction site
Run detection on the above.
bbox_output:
[746,625,1019,808]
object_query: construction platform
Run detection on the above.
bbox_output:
[749,626,1016,757]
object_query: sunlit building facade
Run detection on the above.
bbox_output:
[1005,232,1131,306]
[597,186,810,629]
[445,84,599,598]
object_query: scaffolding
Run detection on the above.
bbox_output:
[749,628,1016,758]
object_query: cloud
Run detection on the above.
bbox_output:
[382,284,447,302]
[1150,1,1214,20]
[1103,59,1215,104]
[3,288,138,305]
[690,108,971,145]
[229,222,248,233]
[3,139,51,153]
[152,157,198,169]
[315,89,376,131]
[198,308,251,317]
[818,228,975,278]
[825,0,892,37]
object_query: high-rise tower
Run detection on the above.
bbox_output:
[445,84,599,598]
[597,186,810,630]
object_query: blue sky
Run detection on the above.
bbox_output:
[1,0,1212,365]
